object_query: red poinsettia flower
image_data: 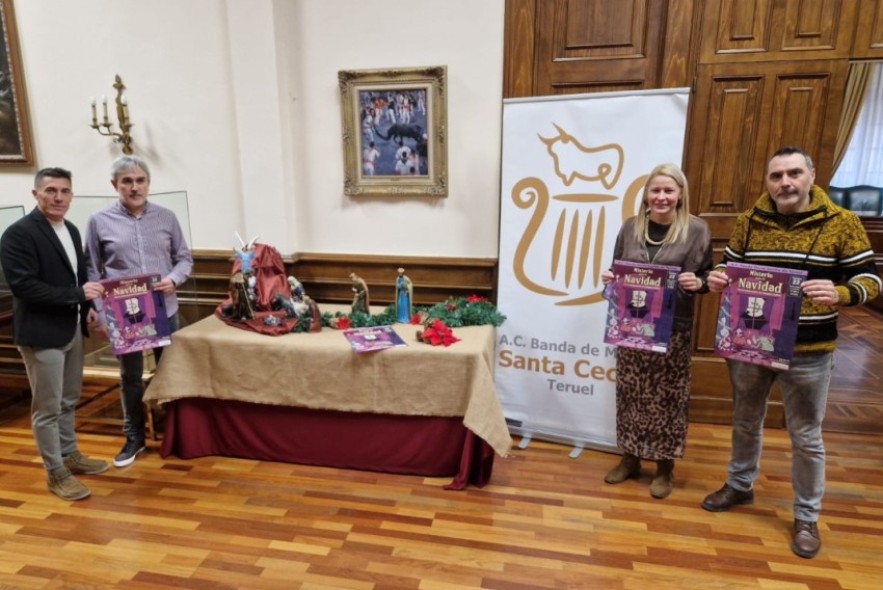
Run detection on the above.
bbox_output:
[467,294,488,303]
[409,313,423,325]
[335,316,351,330]
[418,319,460,347]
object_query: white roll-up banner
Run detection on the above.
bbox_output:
[496,89,690,451]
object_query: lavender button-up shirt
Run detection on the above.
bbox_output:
[85,200,193,317]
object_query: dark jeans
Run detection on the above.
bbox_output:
[118,314,180,441]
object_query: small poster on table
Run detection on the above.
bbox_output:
[101,273,171,356]
[343,325,407,353]
[714,261,807,370]
[603,260,680,353]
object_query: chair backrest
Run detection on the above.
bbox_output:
[827,186,847,207]
[845,185,883,217]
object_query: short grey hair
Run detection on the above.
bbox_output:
[111,155,151,181]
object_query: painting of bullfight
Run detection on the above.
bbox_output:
[339,66,447,197]
[0,0,33,165]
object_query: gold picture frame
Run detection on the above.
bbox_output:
[339,66,447,196]
[0,0,33,165]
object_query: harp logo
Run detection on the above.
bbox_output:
[511,123,645,306]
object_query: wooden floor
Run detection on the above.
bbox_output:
[824,305,883,434]
[0,304,880,589]
[0,405,881,588]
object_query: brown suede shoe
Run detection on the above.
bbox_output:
[64,451,109,475]
[701,483,754,512]
[649,460,674,499]
[47,467,91,501]
[791,519,821,558]
[604,454,641,484]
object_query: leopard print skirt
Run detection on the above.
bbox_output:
[614,329,691,460]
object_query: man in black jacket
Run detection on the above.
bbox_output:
[0,167,108,500]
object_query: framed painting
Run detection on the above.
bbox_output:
[339,65,447,196]
[0,0,32,165]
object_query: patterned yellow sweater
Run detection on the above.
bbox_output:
[718,185,881,353]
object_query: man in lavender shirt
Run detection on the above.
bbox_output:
[85,156,193,467]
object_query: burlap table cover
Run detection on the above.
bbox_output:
[144,311,512,457]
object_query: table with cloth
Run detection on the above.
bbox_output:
[143,310,512,489]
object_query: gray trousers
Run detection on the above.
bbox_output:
[19,331,84,473]
[726,352,834,522]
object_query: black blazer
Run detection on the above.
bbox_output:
[0,207,92,348]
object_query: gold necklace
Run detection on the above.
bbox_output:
[644,220,667,246]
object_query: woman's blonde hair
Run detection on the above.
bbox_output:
[631,162,692,245]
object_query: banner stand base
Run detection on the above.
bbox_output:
[507,425,618,456]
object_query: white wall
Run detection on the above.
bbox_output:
[0,0,504,257]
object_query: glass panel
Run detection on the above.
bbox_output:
[67,192,195,376]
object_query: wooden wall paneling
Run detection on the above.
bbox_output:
[688,64,768,221]
[175,250,500,324]
[852,0,883,57]
[687,60,847,226]
[289,252,498,307]
[700,0,775,60]
[700,0,856,63]
[764,63,848,187]
[689,356,786,426]
[779,0,855,53]
[175,249,236,326]
[861,217,883,314]
[0,293,21,375]
[533,0,668,94]
[504,0,537,97]
[660,0,701,88]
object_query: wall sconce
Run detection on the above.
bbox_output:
[90,74,134,154]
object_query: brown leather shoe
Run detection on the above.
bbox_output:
[791,519,821,558]
[701,483,754,512]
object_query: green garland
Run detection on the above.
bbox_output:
[316,296,506,329]
[422,296,506,327]
[321,306,397,329]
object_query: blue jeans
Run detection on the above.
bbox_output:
[725,352,834,522]
[118,314,179,441]
[19,331,84,472]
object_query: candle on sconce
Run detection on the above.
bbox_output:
[90,74,135,155]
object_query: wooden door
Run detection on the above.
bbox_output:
[504,0,697,97]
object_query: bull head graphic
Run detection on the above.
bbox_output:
[511,123,644,305]
[538,123,624,190]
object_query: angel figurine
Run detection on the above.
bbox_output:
[233,231,260,297]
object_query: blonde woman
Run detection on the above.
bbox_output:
[600,163,712,498]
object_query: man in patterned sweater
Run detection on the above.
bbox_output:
[700,146,881,559]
